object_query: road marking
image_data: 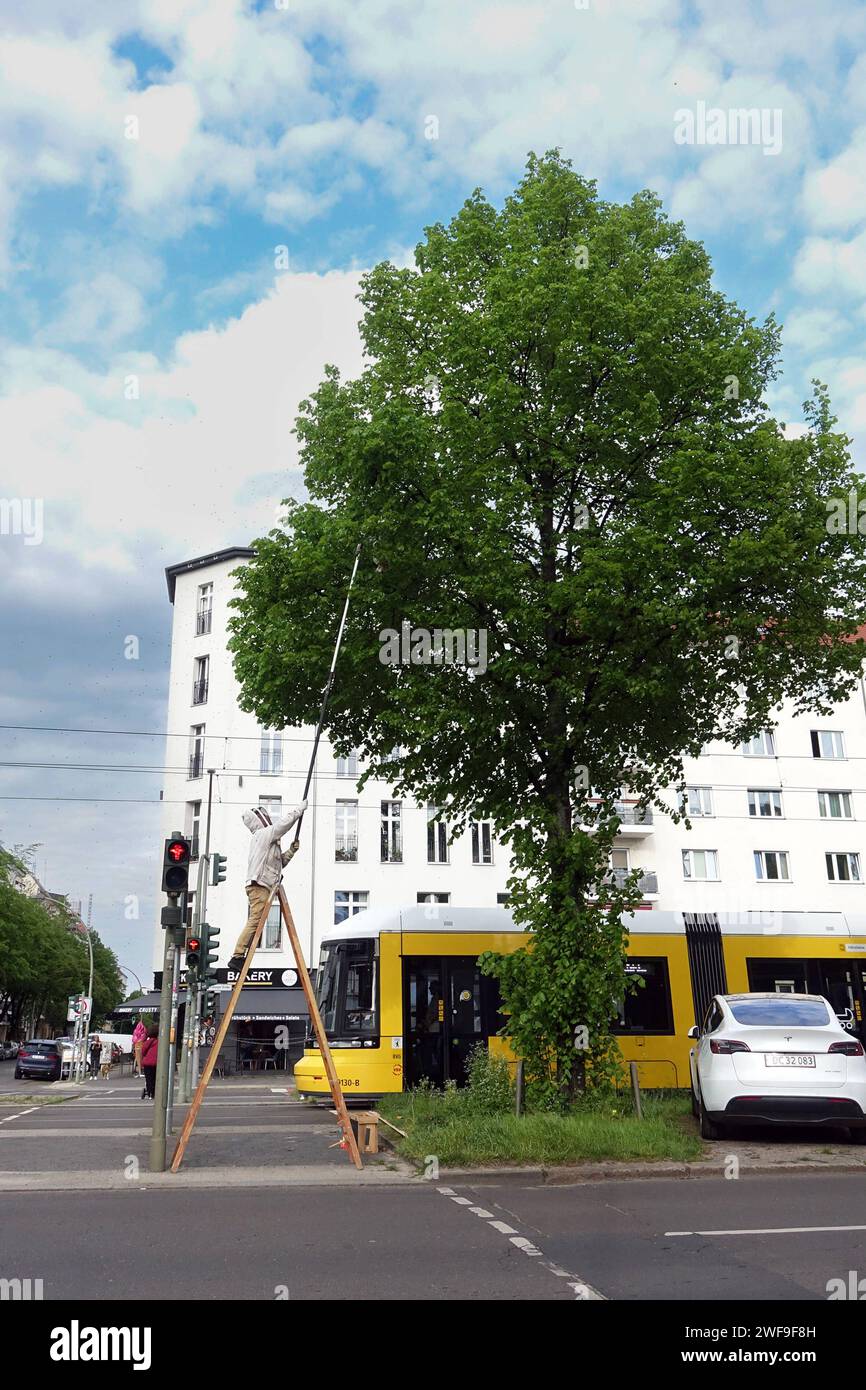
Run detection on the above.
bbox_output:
[510,1236,542,1256]
[437,1188,605,1300]
[666,1223,866,1238]
[0,1108,37,1126]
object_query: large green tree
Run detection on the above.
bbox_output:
[229,153,866,1103]
[0,848,124,1035]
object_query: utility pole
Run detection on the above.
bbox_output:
[190,770,215,1095]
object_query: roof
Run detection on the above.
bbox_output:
[320,905,866,941]
[165,547,255,603]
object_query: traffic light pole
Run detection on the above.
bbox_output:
[149,910,183,1172]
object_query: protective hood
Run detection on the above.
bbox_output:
[243,806,272,833]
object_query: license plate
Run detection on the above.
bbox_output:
[764,1053,815,1068]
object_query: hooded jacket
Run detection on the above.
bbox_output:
[243,802,306,888]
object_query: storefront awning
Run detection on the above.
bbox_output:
[231,987,309,1022]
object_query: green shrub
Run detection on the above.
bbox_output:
[464,1044,513,1115]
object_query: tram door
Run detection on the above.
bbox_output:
[746,957,866,1044]
[404,957,485,1087]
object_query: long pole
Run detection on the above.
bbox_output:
[165,940,181,1134]
[191,769,216,1092]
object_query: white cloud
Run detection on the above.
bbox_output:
[792,228,866,299]
[0,269,366,590]
[802,128,866,232]
[781,306,849,355]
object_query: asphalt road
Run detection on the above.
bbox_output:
[2,1066,866,1301]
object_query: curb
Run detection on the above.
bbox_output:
[436,1157,866,1185]
[0,1161,419,1193]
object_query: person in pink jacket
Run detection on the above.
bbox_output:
[140,1027,159,1101]
[131,1018,147,1077]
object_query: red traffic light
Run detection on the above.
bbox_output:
[167,839,189,864]
[187,938,201,953]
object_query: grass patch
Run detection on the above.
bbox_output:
[0,1093,77,1105]
[378,1087,701,1168]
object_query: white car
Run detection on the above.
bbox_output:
[688,993,866,1143]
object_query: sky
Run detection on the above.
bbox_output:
[1,0,865,991]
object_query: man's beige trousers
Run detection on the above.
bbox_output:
[233,882,272,957]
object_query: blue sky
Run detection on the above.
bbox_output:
[1,0,865,989]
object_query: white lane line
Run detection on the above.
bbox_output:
[0,1108,37,1126]
[437,1187,605,1299]
[510,1236,542,1256]
[666,1224,866,1238]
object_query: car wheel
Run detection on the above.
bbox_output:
[698,1091,723,1140]
[848,1127,866,1145]
[13,1068,21,1080]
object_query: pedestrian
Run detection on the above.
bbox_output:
[226,801,306,973]
[88,1034,101,1080]
[131,1017,147,1077]
[99,1039,112,1080]
[141,1026,159,1101]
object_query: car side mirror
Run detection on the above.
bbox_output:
[687,1025,699,1039]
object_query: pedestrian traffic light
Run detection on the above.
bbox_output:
[185,932,202,972]
[210,852,228,887]
[162,835,191,894]
[201,921,220,986]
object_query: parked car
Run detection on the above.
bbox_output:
[0,1040,19,1060]
[689,992,866,1142]
[15,1039,63,1082]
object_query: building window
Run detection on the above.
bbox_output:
[471,819,493,865]
[811,730,845,760]
[427,805,448,863]
[196,582,212,635]
[187,801,202,859]
[818,790,853,820]
[335,801,358,862]
[336,750,359,778]
[189,725,205,780]
[742,731,776,757]
[754,850,791,882]
[826,852,862,883]
[748,789,783,818]
[682,849,719,881]
[260,729,282,775]
[380,801,402,863]
[334,890,369,924]
[612,959,675,1035]
[417,892,450,904]
[259,795,281,815]
[192,654,209,705]
[496,892,511,906]
[684,786,713,817]
[263,901,282,950]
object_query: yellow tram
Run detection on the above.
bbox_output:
[293,904,866,1099]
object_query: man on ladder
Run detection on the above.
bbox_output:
[226,800,307,974]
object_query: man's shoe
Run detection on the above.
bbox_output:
[227,955,245,973]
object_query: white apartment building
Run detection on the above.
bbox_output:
[151,549,512,1062]
[151,547,866,1059]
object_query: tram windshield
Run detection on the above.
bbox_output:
[315,939,378,1038]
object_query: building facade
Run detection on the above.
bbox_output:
[153,549,866,1042]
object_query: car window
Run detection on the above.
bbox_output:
[701,1003,715,1033]
[727,999,831,1027]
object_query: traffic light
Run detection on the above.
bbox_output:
[162,835,191,895]
[201,921,220,987]
[210,852,228,887]
[185,932,202,972]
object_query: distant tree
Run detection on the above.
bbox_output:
[229,152,866,1105]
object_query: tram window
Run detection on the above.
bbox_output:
[314,939,378,1037]
[612,959,674,1035]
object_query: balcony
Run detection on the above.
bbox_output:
[581,802,654,839]
[590,869,659,899]
[192,678,209,706]
[335,835,358,863]
[189,753,204,780]
[196,608,212,636]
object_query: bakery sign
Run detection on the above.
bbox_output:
[221,967,300,988]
